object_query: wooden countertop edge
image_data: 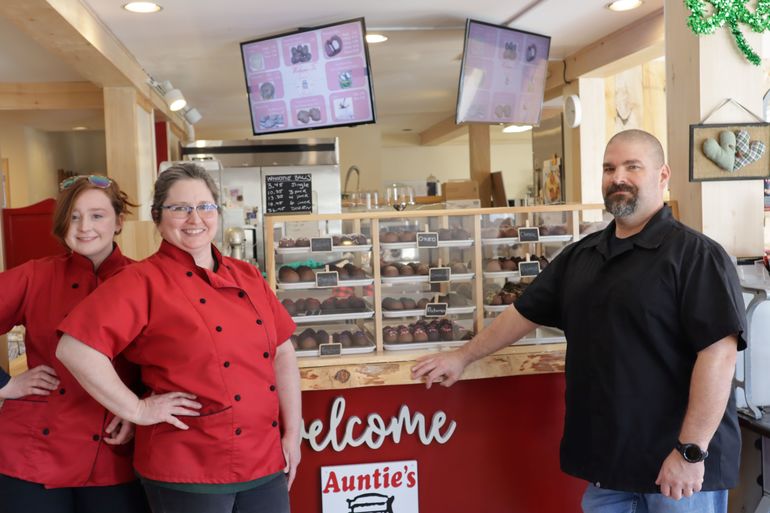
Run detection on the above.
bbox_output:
[299,342,566,391]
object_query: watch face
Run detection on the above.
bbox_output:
[683,444,704,462]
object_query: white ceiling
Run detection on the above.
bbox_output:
[1,0,663,137]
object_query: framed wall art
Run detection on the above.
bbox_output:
[689,122,770,182]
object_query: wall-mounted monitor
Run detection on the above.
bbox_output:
[240,18,377,136]
[455,19,551,126]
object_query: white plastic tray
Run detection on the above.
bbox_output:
[480,235,572,246]
[277,278,374,290]
[295,344,376,357]
[293,309,375,324]
[514,327,566,345]
[380,239,474,250]
[380,272,473,284]
[482,271,521,279]
[381,306,476,318]
[384,340,468,351]
[483,304,511,313]
[275,244,371,255]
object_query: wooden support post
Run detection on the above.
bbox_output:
[469,124,492,207]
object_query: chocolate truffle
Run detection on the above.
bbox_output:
[486,260,502,272]
[278,266,300,283]
[417,298,430,309]
[297,266,316,282]
[304,297,321,313]
[381,231,399,243]
[382,265,399,277]
[383,327,398,343]
[278,238,295,248]
[399,231,416,242]
[383,297,404,310]
[294,237,310,247]
[400,297,418,310]
[281,298,297,316]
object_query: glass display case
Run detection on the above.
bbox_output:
[264,204,607,361]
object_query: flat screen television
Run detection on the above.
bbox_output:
[455,19,551,126]
[240,18,377,136]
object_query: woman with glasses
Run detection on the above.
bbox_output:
[57,163,301,513]
[0,175,149,512]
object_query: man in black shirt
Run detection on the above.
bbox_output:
[412,129,746,513]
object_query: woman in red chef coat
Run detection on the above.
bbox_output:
[0,175,149,512]
[57,163,302,513]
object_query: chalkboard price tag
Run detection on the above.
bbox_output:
[517,227,540,242]
[310,237,333,252]
[318,342,342,357]
[315,271,339,288]
[429,267,451,283]
[416,232,439,248]
[265,173,312,214]
[518,261,541,277]
[425,302,448,317]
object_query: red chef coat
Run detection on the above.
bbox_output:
[58,241,296,484]
[0,246,136,488]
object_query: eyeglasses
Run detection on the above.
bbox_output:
[160,203,219,219]
[59,175,112,191]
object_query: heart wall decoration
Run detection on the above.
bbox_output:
[690,122,770,182]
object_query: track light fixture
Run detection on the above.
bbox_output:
[148,78,200,122]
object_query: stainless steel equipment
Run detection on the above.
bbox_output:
[178,138,341,268]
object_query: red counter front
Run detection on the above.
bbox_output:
[291,373,585,513]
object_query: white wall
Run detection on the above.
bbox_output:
[379,135,534,200]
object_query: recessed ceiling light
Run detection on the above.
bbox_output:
[72,126,88,131]
[366,34,388,44]
[123,2,162,13]
[502,124,532,134]
[607,0,643,12]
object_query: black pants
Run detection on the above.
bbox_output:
[0,474,150,513]
[142,474,290,513]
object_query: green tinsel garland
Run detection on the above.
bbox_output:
[685,0,770,65]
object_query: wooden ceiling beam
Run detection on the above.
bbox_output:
[0,82,102,110]
[0,0,188,134]
[419,115,466,146]
[544,8,664,100]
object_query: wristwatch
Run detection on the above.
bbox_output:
[675,441,708,463]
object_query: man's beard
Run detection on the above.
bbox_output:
[603,183,638,218]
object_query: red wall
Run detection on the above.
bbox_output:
[291,373,585,513]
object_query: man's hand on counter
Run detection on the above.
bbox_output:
[411,349,470,389]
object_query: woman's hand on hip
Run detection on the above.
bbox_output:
[103,415,136,445]
[132,392,201,430]
[0,365,59,400]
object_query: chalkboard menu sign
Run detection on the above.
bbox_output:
[417,232,439,248]
[315,270,339,288]
[265,173,312,214]
[310,237,333,252]
[425,302,448,317]
[429,267,451,283]
[517,227,540,242]
[518,261,541,277]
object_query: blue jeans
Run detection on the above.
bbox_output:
[582,483,728,513]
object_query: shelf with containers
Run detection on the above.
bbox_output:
[263,204,607,389]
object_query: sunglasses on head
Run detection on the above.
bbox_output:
[59,175,112,191]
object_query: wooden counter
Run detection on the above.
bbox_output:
[298,342,565,390]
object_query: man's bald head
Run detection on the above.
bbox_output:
[606,129,665,169]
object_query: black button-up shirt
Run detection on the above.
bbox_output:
[515,206,747,493]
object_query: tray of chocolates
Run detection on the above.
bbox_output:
[282,295,374,323]
[482,256,548,278]
[380,262,473,283]
[291,325,375,357]
[481,220,572,245]
[276,234,371,254]
[483,282,530,313]
[383,319,474,351]
[379,227,473,249]
[277,264,373,290]
[381,294,475,318]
